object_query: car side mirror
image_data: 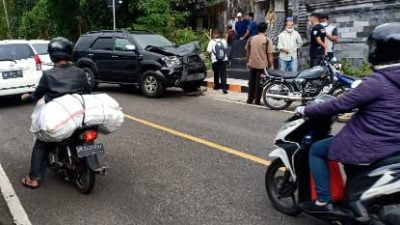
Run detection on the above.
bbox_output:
[125,44,136,51]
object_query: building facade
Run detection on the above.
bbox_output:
[193,0,400,65]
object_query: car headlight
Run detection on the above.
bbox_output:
[161,56,182,67]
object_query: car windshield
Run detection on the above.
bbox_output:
[0,44,34,61]
[31,43,48,55]
[132,34,174,49]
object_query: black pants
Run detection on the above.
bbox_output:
[310,57,323,67]
[212,61,227,90]
[248,68,263,104]
[327,52,334,61]
[29,140,54,179]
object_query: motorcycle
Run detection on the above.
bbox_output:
[265,95,400,225]
[48,126,108,194]
[261,58,357,110]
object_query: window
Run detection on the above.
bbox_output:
[91,37,113,51]
[0,44,34,61]
[132,34,173,49]
[31,43,48,55]
[114,38,132,51]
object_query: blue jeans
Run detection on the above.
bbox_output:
[309,137,333,203]
[29,140,54,180]
[279,58,298,73]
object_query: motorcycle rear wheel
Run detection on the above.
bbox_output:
[262,82,293,110]
[71,158,96,194]
[265,159,302,216]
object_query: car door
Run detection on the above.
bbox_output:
[88,36,114,80]
[111,37,140,82]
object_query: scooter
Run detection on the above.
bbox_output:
[265,95,400,225]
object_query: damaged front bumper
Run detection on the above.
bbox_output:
[160,54,206,86]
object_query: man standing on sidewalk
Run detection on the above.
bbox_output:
[240,12,258,40]
[309,13,327,67]
[320,13,339,60]
[235,12,249,40]
[246,23,274,105]
[278,19,303,73]
[207,30,229,94]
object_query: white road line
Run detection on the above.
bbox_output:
[0,163,32,225]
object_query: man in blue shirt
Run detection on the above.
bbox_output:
[235,12,249,40]
[240,12,258,40]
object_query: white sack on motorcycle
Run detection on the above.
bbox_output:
[30,94,124,142]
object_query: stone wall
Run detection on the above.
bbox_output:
[301,0,400,66]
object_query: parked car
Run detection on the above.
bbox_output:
[28,40,53,70]
[0,40,44,97]
[72,30,207,97]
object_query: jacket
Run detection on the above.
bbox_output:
[31,64,90,102]
[304,64,400,164]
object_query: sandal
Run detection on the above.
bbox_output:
[21,177,39,189]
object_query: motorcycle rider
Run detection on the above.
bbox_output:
[21,37,90,189]
[296,23,400,214]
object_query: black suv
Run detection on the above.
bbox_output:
[72,30,206,97]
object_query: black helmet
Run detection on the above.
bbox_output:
[368,22,400,66]
[48,37,73,63]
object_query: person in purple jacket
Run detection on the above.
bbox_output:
[296,23,400,214]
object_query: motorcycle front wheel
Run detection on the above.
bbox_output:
[71,158,96,194]
[265,159,302,216]
[262,82,293,110]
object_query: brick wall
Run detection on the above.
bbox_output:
[301,0,400,66]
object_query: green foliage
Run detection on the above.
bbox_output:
[167,28,210,54]
[131,0,189,34]
[340,59,373,77]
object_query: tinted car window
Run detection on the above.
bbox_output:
[115,38,131,51]
[31,43,48,55]
[91,37,113,51]
[132,34,173,49]
[0,44,34,61]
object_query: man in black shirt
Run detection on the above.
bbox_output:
[309,13,327,67]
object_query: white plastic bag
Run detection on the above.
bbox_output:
[30,94,124,142]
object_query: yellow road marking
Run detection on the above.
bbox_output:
[124,114,271,166]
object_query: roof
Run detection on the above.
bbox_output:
[0,40,30,44]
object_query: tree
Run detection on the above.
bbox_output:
[132,0,189,34]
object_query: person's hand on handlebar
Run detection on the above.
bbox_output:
[295,106,306,116]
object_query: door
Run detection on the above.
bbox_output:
[110,37,140,82]
[88,37,114,80]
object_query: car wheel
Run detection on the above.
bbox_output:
[181,81,203,92]
[82,67,98,91]
[141,71,165,98]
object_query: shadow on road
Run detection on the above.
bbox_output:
[0,96,33,109]
[96,84,204,99]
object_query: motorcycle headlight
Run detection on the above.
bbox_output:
[161,56,182,67]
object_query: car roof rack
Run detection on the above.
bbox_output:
[130,30,152,34]
[86,29,153,35]
[86,30,130,34]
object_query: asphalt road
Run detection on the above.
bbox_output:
[0,86,329,225]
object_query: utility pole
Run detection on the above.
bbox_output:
[112,0,116,30]
[2,0,11,38]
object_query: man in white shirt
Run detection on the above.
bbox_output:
[207,30,229,94]
[320,13,339,60]
[277,19,303,73]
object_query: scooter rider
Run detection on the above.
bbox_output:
[21,37,91,189]
[296,23,400,214]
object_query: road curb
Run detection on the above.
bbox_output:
[202,81,249,93]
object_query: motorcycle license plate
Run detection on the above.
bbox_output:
[76,144,104,158]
